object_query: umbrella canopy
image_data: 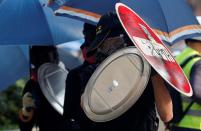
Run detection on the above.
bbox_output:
[0,0,83,45]
[0,45,29,91]
[0,40,83,91]
[49,0,201,45]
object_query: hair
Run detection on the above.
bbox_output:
[30,46,59,69]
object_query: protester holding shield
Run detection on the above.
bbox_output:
[64,12,173,131]
[18,46,69,131]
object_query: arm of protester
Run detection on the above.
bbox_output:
[190,60,201,104]
[151,74,173,122]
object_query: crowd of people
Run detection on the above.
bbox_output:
[17,0,201,131]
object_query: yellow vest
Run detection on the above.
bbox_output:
[175,47,201,130]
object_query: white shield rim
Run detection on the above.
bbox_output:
[115,3,193,97]
[38,63,68,115]
[82,47,151,122]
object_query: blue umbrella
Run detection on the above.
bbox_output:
[0,45,29,91]
[0,40,84,91]
[0,0,85,90]
[0,0,83,45]
[49,0,201,45]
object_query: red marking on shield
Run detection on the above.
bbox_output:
[116,3,192,96]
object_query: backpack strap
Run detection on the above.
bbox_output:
[179,100,194,121]
[180,54,201,68]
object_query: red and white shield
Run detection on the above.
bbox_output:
[115,3,192,97]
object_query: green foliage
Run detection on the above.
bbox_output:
[0,79,25,130]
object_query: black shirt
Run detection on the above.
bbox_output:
[64,64,158,131]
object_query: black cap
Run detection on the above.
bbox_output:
[86,12,126,56]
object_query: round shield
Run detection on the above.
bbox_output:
[115,3,192,97]
[82,47,150,122]
[38,62,68,115]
